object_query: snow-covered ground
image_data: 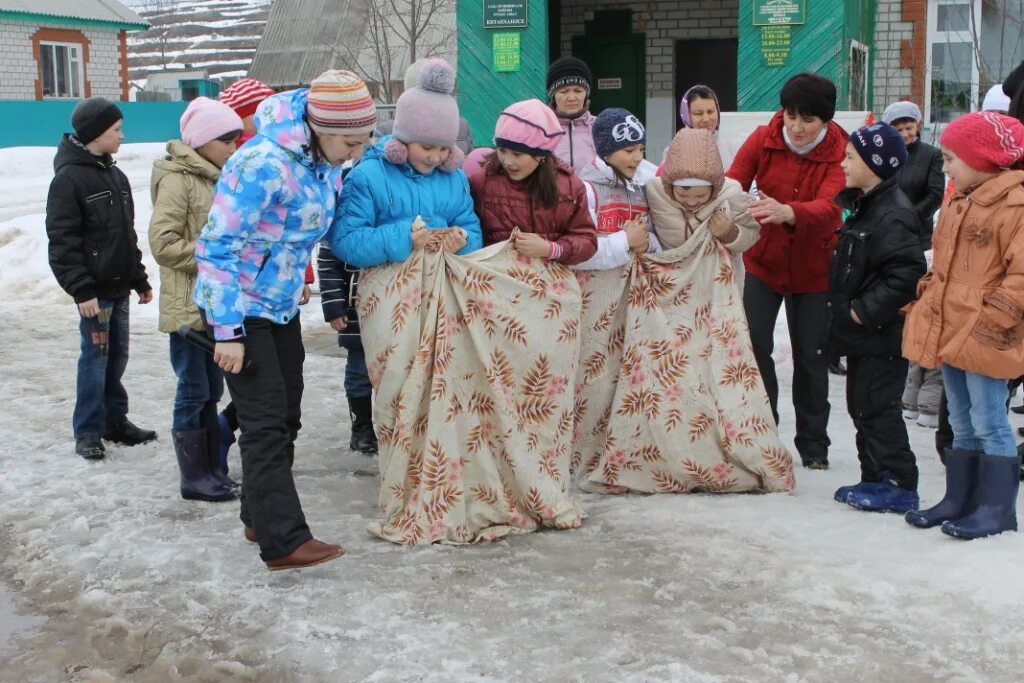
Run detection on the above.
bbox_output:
[1,144,1023,682]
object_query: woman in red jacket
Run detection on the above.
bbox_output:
[727,73,846,470]
[470,99,598,265]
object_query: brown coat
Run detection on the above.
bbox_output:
[902,170,1024,378]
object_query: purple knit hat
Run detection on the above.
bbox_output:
[679,84,721,131]
[384,58,463,171]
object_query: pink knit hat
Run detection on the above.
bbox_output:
[494,99,564,156]
[384,58,463,172]
[180,97,243,148]
[940,112,1024,173]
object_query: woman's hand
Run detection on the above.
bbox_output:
[514,232,553,258]
[624,219,649,251]
[214,341,245,374]
[748,194,796,225]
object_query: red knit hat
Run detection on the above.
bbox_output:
[219,78,275,119]
[940,112,1024,173]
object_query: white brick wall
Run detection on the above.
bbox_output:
[872,0,915,110]
[0,19,123,100]
[559,0,739,98]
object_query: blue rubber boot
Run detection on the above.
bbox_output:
[217,410,236,476]
[905,450,980,528]
[833,481,887,504]
[941,454,1019,540]
[846,480,919,513]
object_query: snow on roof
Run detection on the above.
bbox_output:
[0,0,149,29]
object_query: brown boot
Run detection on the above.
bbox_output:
[244,526,257,543]
[265,539,344,571]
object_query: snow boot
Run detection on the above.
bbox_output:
[172,429,238,502]
[75,436,105,460]
[845,480,919,513]
[833,480,887,504]
[217,410,236,474]
[941,454,1020,540]
[916,412,939,429]
[905,449,980,528]
[348,395,378,455]
[105,417,157,446]
[204,417,240,491]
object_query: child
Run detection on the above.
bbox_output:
[903,112,1024,540]
[645,128,760,260]
[575,107,660,268]
[328,59,482,267]
[470,99,598,265]
[195,70,376,570]
[829,123,926,513]
[149,97,243,502]
[46,97,156,460]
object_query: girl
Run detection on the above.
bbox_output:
[150,97,242,502]
[470,99,597,265]
[195,70,377,570]
[547,57,596,172]
[903,112,1024,540]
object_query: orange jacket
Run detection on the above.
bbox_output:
[902,170,1024,378]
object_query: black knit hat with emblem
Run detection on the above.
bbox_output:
[546,57,592,102]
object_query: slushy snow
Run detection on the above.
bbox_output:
[0,144,1022,682]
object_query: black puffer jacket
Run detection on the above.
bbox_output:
[317,242,363,351]
[45,134,149,302]
[827,178,927,358]
[893,138,944,250]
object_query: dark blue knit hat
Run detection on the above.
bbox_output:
[849,123,907,180]
[592,108,646,159]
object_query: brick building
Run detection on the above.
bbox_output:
[0,0,148,102]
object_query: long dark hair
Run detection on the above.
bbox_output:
[304,115,325,165]
[484,151,560,208]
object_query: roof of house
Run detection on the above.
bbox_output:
[0,0,149,30]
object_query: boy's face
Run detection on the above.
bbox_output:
[841,142,880,191]
[407,142,450,175]
[671,185,713,211]
[91,119,124,155]
[941,145,998,193]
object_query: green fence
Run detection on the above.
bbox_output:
[0,100,188,148]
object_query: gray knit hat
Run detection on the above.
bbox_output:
[881,101,922,125]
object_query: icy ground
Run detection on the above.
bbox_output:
[1,145,1023,682]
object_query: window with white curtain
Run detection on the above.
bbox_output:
[40,42,84,99]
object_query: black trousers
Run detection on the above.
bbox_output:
[847,356,919,489]
[222,315,312,562]
[743,273,831,463]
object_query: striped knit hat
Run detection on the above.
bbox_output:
[306,70,377,136]
[219,78,275,119]
[661,128,725,195]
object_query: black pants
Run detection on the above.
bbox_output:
[847,356,918,489]
[743,273,831,463]
[221,315,312,562]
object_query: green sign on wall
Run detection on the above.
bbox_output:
[492,32,521,72]
[753,0,806,26]
[483,1,528,29]
[760,25,792,66]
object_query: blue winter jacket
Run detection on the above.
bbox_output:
[194,89,345,340]
[327,136,482,269]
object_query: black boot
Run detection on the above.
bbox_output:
[105,417,157,446]
[172,429,238,502]
[828,358,847,376]
[204,406,240,490]
[75,436,105,460]
[348,395,378,455]
[905,449,980,528]
[941,454,1020,540]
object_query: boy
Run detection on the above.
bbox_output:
[829,123,927,512]
[46,97,156,459]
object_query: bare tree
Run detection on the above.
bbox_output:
[135,0,185,71]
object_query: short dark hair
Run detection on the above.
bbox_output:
[779,73,837,122]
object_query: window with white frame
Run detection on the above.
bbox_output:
[925,0,1024,123]
[40,42,84,98]
[849,40,869,111]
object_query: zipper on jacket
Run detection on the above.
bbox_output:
[568,125,574,167]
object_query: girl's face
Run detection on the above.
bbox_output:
[408,142,450,174]
[841,142,879,191]
[196,135,239,169]
[941,145,997,193]
[605,144,646,179]
[318,133,372,166]
[891,118,921,146]
[554,86,588,117]
[783,110,827,147]
[497,147,542,181]
[671,185,713,211]
[688,96,719,131]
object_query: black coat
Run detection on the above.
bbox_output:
[317,241,363,351]
[893,138,944,250]
[827,178,927,358]
[45,134,149,303]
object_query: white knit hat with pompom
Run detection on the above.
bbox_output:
[388,58,462,164]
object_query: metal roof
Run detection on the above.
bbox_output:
[0,0,149,29]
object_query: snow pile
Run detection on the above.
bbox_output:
[0,144,1023,682]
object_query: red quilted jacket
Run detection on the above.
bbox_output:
[727,110,847,294]
[469,161,598,266]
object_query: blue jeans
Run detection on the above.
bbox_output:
[942,365,1017,458]
[344,346,372,399]
[169,332,224,432]
[73,298,130,437]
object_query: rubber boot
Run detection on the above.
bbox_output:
[203,404,239,490]
[941,454,1020,540]
[348,395,378,455]
[905,449,980,528]
[217,410,236,475]
[172,429,238,502]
